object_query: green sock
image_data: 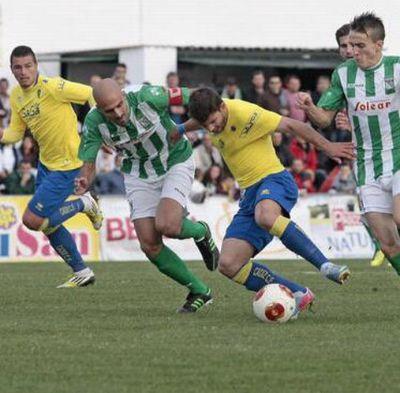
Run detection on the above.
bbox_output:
[150,245,209,294]
[387,253,400,275]
[363,222,381,253]
[178,218,206,241]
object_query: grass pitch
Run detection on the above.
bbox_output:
[0,260,399,393]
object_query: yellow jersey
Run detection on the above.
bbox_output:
[2,75,94,171]
[210,99,284,189]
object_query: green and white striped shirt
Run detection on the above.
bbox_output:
[79,85,192,181]
[318,56,400,186]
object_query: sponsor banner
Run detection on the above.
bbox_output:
[100,194,375,261]
[0,196,100,262]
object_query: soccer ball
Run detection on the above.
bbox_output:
[252,284,296,323]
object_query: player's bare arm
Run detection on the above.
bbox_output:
[169,118,201,143]
[296,92,337,129]
[277,116,355,163]
[75,162,96,195]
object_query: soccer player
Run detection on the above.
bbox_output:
[75,79,219,313]
[175,87,355,314]
[335,22,386,267]
[297,13,400,274]
[0,46,103,287]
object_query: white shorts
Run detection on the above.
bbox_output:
[124,157,195,220]
[359,171,400,214]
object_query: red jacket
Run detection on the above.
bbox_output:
[290,139,318,172]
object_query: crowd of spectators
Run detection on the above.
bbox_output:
[0,66,356,200]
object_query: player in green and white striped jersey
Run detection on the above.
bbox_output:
[298,13,400,274]
[76,79,219,313]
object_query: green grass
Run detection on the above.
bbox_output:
[0,260,400,393]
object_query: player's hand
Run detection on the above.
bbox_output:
[101,144,115,154]
[74,177,89,195]
[335,110,352,131]
[296,92,314,111]
[325,141,356,164]
[169,128,182,144]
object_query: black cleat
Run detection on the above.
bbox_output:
[195,221,219,271]
[177,290,213,313]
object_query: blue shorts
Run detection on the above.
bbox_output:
[28,162,81,218]
[225,170,298,255]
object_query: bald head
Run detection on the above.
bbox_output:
[93,78,129,126]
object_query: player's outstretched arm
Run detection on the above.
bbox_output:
[169,118,201,143]
[296,92,337,129]
[75,162,96,195]
[277,116,355,164]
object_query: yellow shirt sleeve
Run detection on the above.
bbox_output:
[1,95,27,144]
[248,105,282,140]
[47,77,94,105]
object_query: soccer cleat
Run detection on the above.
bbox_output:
[177,289,213,313]
[195,221,219,271]
[80,192,103,230]
[320,262,350,284]
[370,250,385,267]
[291,288,315,320]
[57,268,95,288]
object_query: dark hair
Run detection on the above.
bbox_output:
[350,12,385,41]
[167,71,178,79]
[0,78,9,85]
[252,70,264,78]
[335,24,351,45]
[268,74,282,82]
[116,63,127,69]
[226,77,237,85]
[284,74,300,85]
[10,46,37,65]
[189,88,223,124]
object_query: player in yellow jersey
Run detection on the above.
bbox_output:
[0,46,103,287]
[176,88,355,317]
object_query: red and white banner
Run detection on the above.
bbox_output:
[99,194,375,261]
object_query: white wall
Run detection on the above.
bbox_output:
[1,0,400,55]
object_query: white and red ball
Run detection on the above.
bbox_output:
[252,284,296,323]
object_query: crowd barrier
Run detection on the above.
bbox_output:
[0,194,374,262]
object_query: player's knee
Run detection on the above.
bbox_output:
[22,212,43,231]
[255,211,279,232]
[155,219,181,238]
[379,236,400,258]
[140,242,163,259]
[218,255,238,278]
[393,212,400,227]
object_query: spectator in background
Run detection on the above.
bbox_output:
[166,71,188,124]
[0,78,10,128]
[264,75,289,116]
[244,70,268,106]
[311,75,331,104]
[0,144,17,188]
[202,165,228,196]
[336,23,353,60]
[284,74,306,122]
[5,160,35,195]
[290,158,316,195]
[95,155,125,195]
[221,77,242,99]
[77,74,102,125]
[193,133,223,176]
[112,63,130,88]
[18,135,38,168]
[272,132,293,168]
[330,163,356,194]
[190,168,207,203]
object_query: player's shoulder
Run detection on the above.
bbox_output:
[382,55,400,65]
[84,107,104,127]
[335,59,357,72]
[40,75,67,93]
[224,98,257,112]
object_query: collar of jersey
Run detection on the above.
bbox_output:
[363,55,384,72]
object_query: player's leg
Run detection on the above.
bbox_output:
[359,180,400,274]
[253,171,349,284]
[125,170,212,313]
[134,217,212,313]
[360,215,385,267]
[156,157,219,271]
[23,165,95,287]
[218,224,314,314]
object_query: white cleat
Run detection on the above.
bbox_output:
[80,192,103,230]
[57,268,95,288]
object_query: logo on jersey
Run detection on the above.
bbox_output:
[240,112,259,137]
[168,88,183,105]
[385,78,395,91]
[21,103,40,119]
[218,140,225,149]
[354,100,391,112]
